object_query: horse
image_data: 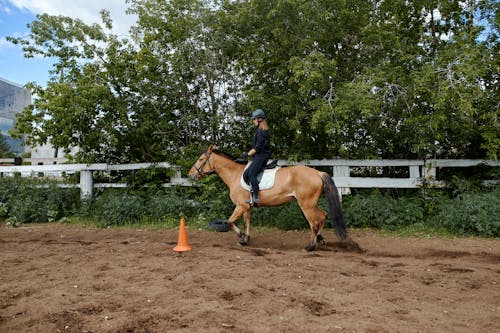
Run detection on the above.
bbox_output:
[189,144,348,251]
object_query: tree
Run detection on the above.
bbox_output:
[0,134,13,158]
[9,2,248,163]
[8,0,499,163]
[126,0,247,154]
[8,12,135,162]
[229,0,499,159]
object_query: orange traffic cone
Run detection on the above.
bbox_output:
[173,217,192,252]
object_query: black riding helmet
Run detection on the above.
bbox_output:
[251,109,266,119]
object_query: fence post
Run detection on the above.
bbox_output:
[409,165,420,179]
[333,165,351,199]
[80,170,93,199]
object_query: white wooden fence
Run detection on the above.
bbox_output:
[0,159,190,198]
[278,158,500,195]
[1,158,498,199]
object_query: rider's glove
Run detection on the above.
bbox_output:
[236,152,248,163]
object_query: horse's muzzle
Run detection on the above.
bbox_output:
[188,168,201,181]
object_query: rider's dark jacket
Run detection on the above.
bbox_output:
[253,129,271,159]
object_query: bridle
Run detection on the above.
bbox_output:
[194,150,216,178]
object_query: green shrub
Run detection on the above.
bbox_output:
[344,191,424,230]
[419,189,452,218]
[80,187,210,227]
[2,176,498,238]
[0,177,80,224]
[88,191,146,227]
[144,188,207,222]
[434,188,500,237]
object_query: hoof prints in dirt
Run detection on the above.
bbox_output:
[421,249,471,259]
[326,238,365,253]
[220,290,241,301]
[2,225,499,333]
[231,246,270,256]
[301,299,336,317]
[115,314,175,333]
[46,310,84,332]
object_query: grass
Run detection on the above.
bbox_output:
[379,224,458,239]
[56,216,484,240]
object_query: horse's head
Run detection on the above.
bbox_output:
[189,144,216,180]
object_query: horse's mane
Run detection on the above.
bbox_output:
[213,149,247,165]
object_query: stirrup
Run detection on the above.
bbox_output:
[245,195,254,206]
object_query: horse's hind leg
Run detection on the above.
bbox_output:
[316,208,327,246]
[301,205,327,251]
[239,210,251,245]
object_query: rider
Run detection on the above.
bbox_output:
[242,109,271,205]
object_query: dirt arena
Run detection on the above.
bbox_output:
[1,223,499,333]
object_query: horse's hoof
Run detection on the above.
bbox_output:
[239,233,250,245]
[316,234,325,245]
[305,243,317,252]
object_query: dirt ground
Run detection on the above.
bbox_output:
[0,223,499,333]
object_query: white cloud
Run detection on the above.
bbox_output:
[1,5,12,15]
[0,31,24,52]
[7,0,136,36]
[0,36,13,48]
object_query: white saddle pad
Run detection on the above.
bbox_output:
[240,162,279,191]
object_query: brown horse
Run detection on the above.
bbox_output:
[189,144,347,251]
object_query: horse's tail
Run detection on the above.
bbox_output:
[320,172,347,240]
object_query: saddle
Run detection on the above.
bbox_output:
[240,160,279,191]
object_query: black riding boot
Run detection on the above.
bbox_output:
[252,190,260,205]
[246,190,260,206]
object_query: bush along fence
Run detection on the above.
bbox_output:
[0,158,498,237]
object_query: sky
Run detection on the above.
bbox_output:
[0,0,136,87]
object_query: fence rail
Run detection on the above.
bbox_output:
[0,161,190,198]
[1,158,498,199]
[278,158,499,195]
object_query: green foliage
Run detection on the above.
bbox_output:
[6,0,498,163]
[194,175,234,219]
[434,188,500,237]
[79,187,208,228]
[344,191,424,230]
[0,134,14,158]
[1,177,498,237]
[83,191,145,227]
[419,189,452,219]
[120,166,176,189]
[230,0,499,159]
[0,177,80,224]
[343,186,499,237]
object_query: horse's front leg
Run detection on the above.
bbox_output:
[227,205,252,246]
[227,206,245,237]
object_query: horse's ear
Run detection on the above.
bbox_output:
[208,144,215,152]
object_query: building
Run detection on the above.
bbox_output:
[0,77,31,155]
